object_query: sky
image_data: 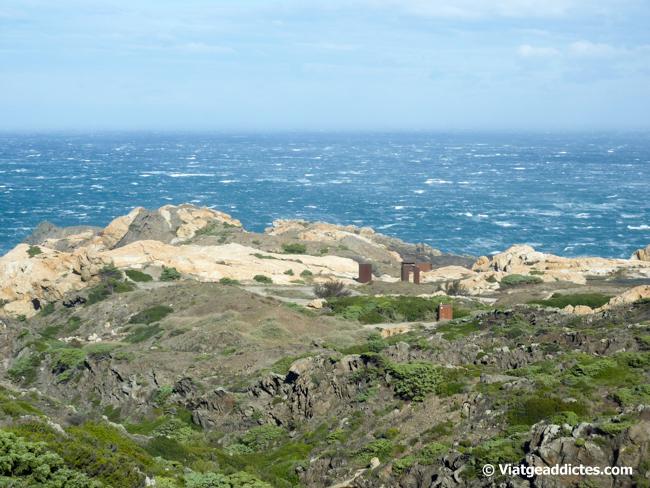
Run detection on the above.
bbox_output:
[1,0,650,131]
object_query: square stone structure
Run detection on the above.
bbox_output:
[438,303,453,321]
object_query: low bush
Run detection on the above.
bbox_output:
[125,269,153,282]
[355,439,394,463]
[387,362,441,401]
[27,245,43,257]
[160,266,181,281]
[50,347,86,380]
[471,435,525,466]
[529,292,611,309]
[219,277,240,285]
[314,280,350,298]
[253,275,273,284]
[8,354,42,385]
[86,267,135,304]
[281,243,307,254]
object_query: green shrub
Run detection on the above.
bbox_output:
[145,436,191,462]
[86,267,135,304]
[8,354,42,385]
[160,266,181,281]
[436,320,480,341]
[0,430,101,487]
[239,425,287,451]
[219,277,240,285]
[355,439,394,462]
[281,243,307,254]
[152,418,194,442]
[47,421,155,487]
[500,274,543,287]
[392,454,416,474]
[300,269,313,278]
[387,362,441,401]
[472,435,525,465]
[283,269,294,276]
[314,280,351,298]
[253,275,273,284]
[50,347,86,378]
[27,245,43,257]
[153,385,175,405]
[529,293,611,309]
[129,305,173,324]
[125,269,153,282]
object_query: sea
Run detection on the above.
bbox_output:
[0,132,648,258]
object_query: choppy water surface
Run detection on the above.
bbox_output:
[0,132,648,257]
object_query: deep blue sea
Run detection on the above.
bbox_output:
[1,132,648,258]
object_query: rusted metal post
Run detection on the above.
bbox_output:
[438,303,453,321]
[412,266,420,284]
[358,263,372,283]
[401,262,414,282]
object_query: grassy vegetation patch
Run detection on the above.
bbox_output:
[436,320,481,341]
[529,292,611,309]
[393,442,449,474]
[270,353,313,375]
[507,396,588,426]
[129,305,173,324]
[327,295,470,324]
[500,274,543,287]
[124,324,163,343]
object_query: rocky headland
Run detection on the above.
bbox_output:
[0,204,649,488]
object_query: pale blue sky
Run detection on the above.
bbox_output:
[1,0,649,130]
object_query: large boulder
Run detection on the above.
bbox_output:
[631,244,650,262]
